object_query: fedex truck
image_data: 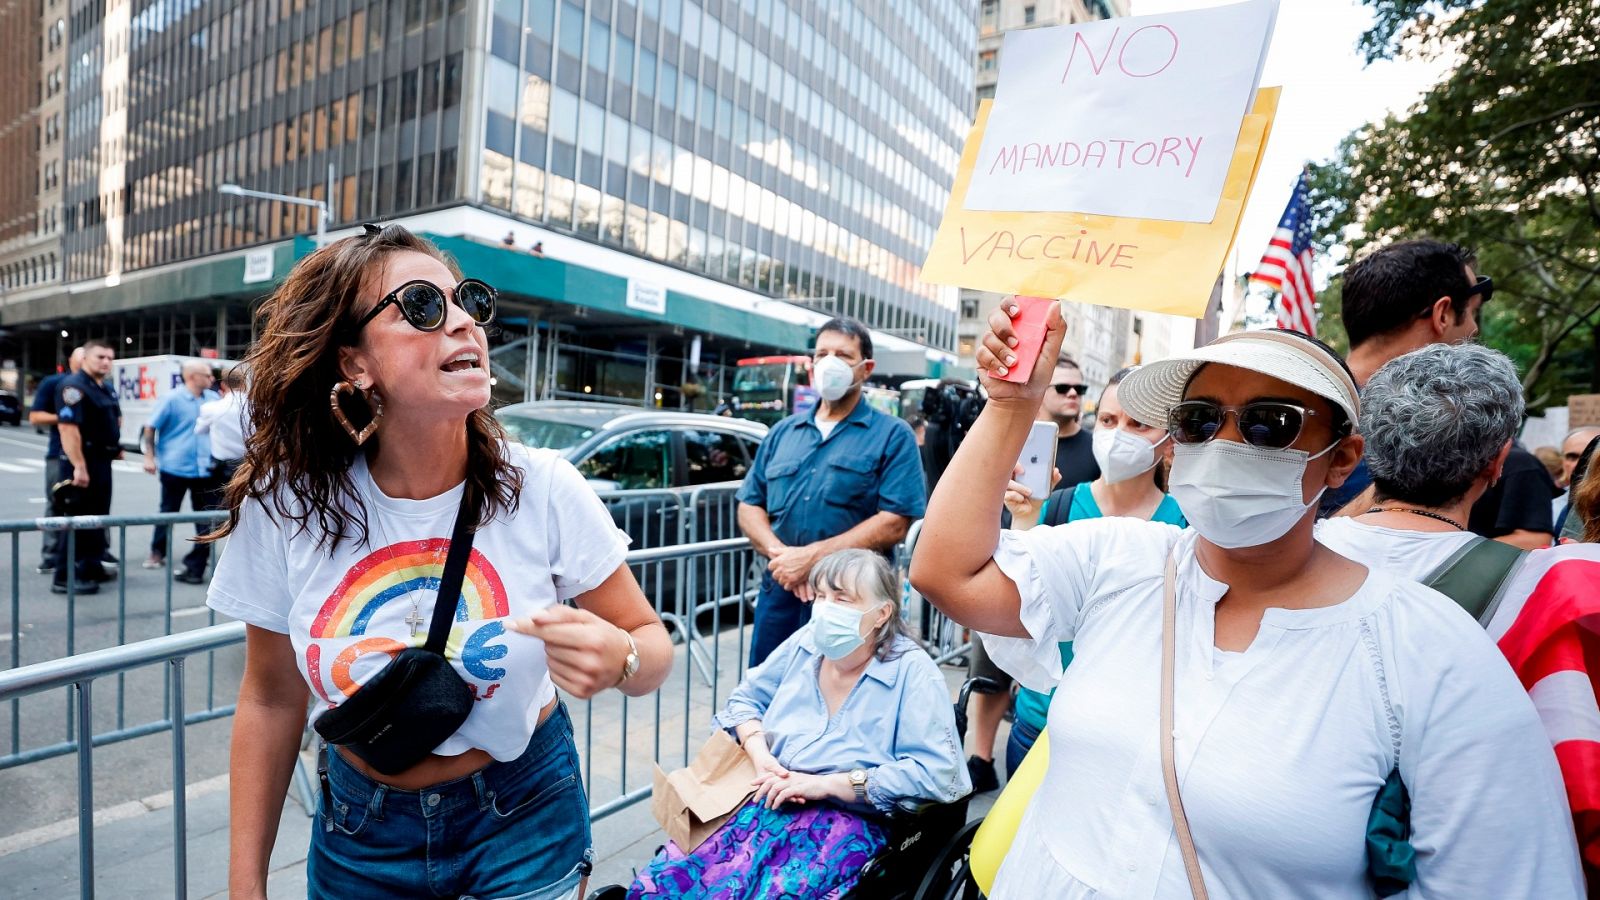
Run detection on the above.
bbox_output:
[110,355,238,450]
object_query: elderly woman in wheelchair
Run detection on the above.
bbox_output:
[626,549,971,899]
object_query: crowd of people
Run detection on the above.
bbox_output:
[27,224,1574,899]
[27,344,250,593]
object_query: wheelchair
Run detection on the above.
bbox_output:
[586,675,1000,900]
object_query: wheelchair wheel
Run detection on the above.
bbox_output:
[912,818,984,900]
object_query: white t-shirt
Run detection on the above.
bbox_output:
[978,518,1582,900]
[207,444,629,761]
[196,392,249,461]
[1315,516,1480,581]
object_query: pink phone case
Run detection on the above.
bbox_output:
[996,295,1056,384]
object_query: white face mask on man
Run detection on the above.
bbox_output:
[1092,427,1168,485]
[1167,439,1339,549]
[812,356,858,402]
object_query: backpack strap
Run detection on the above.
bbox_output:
[1421,536,1527,627]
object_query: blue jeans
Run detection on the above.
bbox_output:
[1004,714,1044,780]
[749,575,812,668]
[309,701,593,900]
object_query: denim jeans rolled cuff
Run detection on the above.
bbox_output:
[1004,714,1044,780]
[309,700,593,900]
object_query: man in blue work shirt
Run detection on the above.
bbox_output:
[54,339,121,594]
[736,317,927,666]
[28,347,83,573]
[141,360,219,583]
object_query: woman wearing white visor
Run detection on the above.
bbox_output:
[911,300,1582,899]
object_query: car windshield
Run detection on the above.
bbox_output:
[497,413,597,452]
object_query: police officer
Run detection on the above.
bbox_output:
[27,347,83,573]
[736,317,927,666]
[54,338,121,595]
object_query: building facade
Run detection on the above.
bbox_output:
[0,0,66,306]
[4,0,973,405]
[957,0,1139,401]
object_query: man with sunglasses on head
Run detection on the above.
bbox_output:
[1330,238,1557,548]
[1041,353,1102,487]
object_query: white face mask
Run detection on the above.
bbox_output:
[1092,426,1167,485]
[1167,439,1337,549]
[811,599,878,660]
[812,356,858,402]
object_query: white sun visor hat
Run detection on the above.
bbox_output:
[1118,331,1360,433]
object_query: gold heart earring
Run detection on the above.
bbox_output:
[330,380,383,445]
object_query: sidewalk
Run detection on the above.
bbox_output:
[0,632,1004,897]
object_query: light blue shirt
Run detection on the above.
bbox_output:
[149,388,219,478]
[714,627,971,814]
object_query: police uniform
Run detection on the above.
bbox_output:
[54,372,121,586]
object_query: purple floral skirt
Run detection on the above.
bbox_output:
[627,796,888,899]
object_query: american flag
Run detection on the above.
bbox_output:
[1488,544,1600,884]
[1252,171,1317,336]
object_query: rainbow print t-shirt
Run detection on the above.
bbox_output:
[207,445,630,761]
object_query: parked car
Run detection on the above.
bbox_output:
[496,401,767,541]
[496,401,767,489]
[0,390,22,426]
[497,401,770,623]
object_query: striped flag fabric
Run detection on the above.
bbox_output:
[1487,543,1600,884]
[1252,171,1318,336]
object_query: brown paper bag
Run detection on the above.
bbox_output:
[650,729,758,852]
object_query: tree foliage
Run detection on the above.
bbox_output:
[1310,0,1600,407]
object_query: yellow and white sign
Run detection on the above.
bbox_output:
[920,87,1280,319]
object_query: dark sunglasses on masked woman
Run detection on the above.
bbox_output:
[352,278,497,335]
[1167,399,1349,451]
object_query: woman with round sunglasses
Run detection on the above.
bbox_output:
[204,225,673,900]
[911,300,1582,898]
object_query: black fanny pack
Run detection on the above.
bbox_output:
[314,492,476,776]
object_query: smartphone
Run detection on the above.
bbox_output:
[1015,421,1057,500]
[995,295,1057,384]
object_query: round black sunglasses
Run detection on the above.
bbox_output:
[353,278,497,334]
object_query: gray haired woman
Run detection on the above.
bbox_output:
[627,548,970,899]
[1316,341,1600,884]
[1316,342,1525,574]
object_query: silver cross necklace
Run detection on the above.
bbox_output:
[362,478,447,639]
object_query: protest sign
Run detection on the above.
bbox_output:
[920,87,1279,319]
[1569,394,1600,428]
[965,0,1277,223]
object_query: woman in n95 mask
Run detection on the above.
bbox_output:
[997,365,1184,776]
[911,299,1584,899]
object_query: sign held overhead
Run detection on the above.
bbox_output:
[964,0,1278,223]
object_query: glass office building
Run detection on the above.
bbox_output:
[36,0,971,371]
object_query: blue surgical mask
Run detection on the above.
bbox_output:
[811,599,875,660]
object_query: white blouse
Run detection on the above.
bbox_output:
[979,518,1582,899]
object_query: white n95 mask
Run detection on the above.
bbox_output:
[812,356,857,402]
[1092,427,1167,485]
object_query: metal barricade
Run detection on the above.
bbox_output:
[1,511,230,768]
[895,518,970,666]
[0,534,763,900]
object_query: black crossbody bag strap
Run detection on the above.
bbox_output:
[423,491,477,655]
